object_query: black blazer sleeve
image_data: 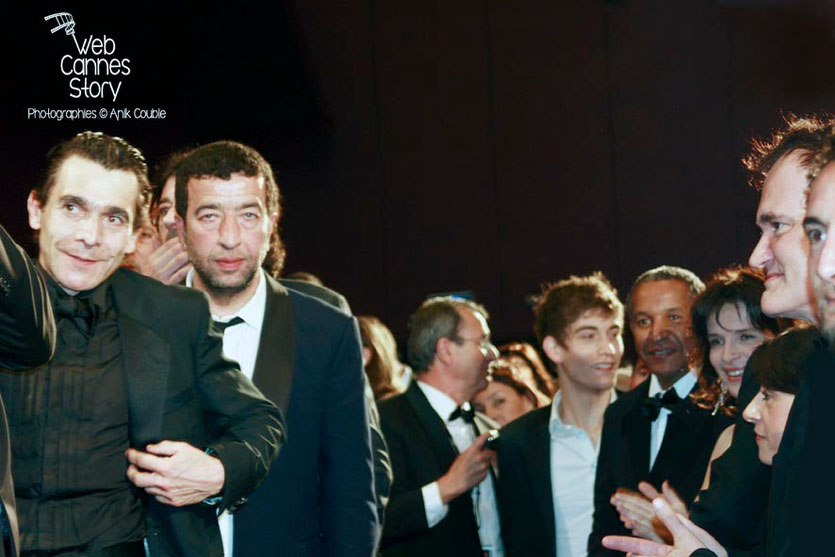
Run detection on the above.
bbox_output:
[193,300,285,510]
[0,225,55,370]
[320,316,380,555]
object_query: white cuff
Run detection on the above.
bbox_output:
[421,481,449,528]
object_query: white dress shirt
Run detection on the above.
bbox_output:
[550,390,617,557]
[647,370,698,470]
[186,268,268,557]
[416,381,504,557]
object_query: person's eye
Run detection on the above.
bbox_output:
[669,314,682,322]
[107,215,126,225]
[635,317,650,327]
[158,206,170,218]
[771,221,787,234]
[740,333,760,342]
[806,225,826,246]
[708,337,723,347]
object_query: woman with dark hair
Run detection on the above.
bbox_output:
[603,326,818,557]
[472,359,539,426]
[690,266,783,417]
[498,341,556,405]
[358,315,407,401]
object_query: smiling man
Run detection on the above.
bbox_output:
[0,132,284,557]
[497,272,623,557]
[588,266,732,556]
[379,297,502,557]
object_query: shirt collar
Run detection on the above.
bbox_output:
[549,389,618,438]
[186,267,267,332]
[416,380,460,424]
[647,368,698,399]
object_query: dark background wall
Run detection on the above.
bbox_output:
[2,1,835,345]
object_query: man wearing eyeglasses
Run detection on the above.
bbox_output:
[378,297,502,557]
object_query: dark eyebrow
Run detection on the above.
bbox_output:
[237,202,262,212]
[758,211,789,226]
[195,202,222,213]
[804,216,824,228]
[104,206,130,221]
[58,195,88,210]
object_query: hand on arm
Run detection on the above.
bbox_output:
[603,497,727,557]
[437,432,494,504]
[126,440,225,507]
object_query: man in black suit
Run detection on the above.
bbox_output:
[0,225,56,557]
[174,140,379,556]
[687,116,828,555]
[379,297,502,557]
[497,273,624,557]
[588,266,733,556]
[0,132,284,557]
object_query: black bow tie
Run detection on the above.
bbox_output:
[449,403,476,423]
[641,389,680,421]
[55,294,95,336]
[213,317,244,334]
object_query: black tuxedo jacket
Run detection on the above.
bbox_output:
[496,405,554,557]
[0,226,56,557]
[232,275,378,557]
[588,379,732,556]
[378,382,484,557]
[1,268,284,557]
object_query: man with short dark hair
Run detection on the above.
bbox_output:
[379,297,502,557]
[498,272,624,557]
[174,140,379,556]
[0,131,284,557]
[588,266,733,556]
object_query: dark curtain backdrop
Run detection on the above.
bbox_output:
[2,1,834,345]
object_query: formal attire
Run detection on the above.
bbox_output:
[276,278,393,527]
[379,380,502,557]
[0,226,56,557]
[588,372,732,556]
[0,267,284,557]
[688,363,769,555]
[498,391,615,557]
[212,271,378,557]
[767,340,829,556]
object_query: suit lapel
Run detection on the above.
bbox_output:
[110,271,169,445]
[525,408,556,549]
[404,383,459,468]
[251,276,296,414]
[623,381,652,482]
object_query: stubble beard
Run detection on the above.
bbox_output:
[190,251,260,303]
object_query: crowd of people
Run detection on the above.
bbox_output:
[0,112,832,557]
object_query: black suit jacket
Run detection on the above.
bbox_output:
[378,382,484,557]
[2,268,284,557]
[496,405,554,557]
[588,379,732,556]
[689,364,769,555]
[233,276,379,557]
[277,278,393,528]
[0,226,56,557]
[767,342,830,556]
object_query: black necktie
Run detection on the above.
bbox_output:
[213,316,244,334]
[449,402,476,423]
[55,294,95,336]
[641,388,680,421]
